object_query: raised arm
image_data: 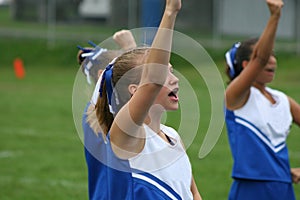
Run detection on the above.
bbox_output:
[225,0,283,110]
[110,0,181,157]
[128,0,181,125]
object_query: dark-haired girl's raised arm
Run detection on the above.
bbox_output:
[225,0,283,110]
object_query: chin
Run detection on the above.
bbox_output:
[167,106,179,111]
[265,78,274,84]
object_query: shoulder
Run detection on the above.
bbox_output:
[160,124,179,138]
[266,87,289,101]
[231,87,257,111]
[266,86,284,95]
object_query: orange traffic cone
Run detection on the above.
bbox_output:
[13,58,26,79]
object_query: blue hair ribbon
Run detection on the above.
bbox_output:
[88,40,98,48]
[99,64,113,98]
[225,42,240,78]
[99,57,118,114]
[77,45,91,52]
[77,41,107,84]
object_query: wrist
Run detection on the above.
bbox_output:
[165,6,180,17]
[270,9,281,19]
[164,9,178,20]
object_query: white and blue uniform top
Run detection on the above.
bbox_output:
[83,102,193,200]
[225,86,293,182]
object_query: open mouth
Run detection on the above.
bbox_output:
[168,88,179,100]
[168,91,177,97]
[265,68,275,73]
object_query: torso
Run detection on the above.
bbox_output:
[225,86,293,182]
[83,107,193,200]
[128,124,193,199]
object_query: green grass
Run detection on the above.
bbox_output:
[1,7,300,199]
[1,37,299,200]
[0,65,87,199]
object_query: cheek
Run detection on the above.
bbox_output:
[256,73,266,81]
[155,87,168,102]
[253,72,264,83]
[163,77,170,86]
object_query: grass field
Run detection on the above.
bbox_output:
[1,7,300,200]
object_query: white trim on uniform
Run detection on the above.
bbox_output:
[235,118,286,153]
[132,173,177,200]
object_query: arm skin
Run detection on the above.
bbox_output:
[191,177,202,200]
[291,168,300,184]
[225,0,283,110]
[110,0,181,157]
[289,97,300,184]
[289,97,300,126]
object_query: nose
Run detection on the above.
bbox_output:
[268,55,277,64]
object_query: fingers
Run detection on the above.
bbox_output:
[291,168,300,184]
[292,174,300,184]
[266,0,284,16]
[266,0,284,7]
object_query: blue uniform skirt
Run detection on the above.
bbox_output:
[228,179,295,200]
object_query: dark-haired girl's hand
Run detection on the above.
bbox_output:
[266,0,284,17]
[291,168,300,184]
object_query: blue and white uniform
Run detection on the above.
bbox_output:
[83,103,193,200]
[225,86,295,200]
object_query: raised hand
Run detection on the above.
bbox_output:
[266,0,284,16]
[165,0,182,14]
[113,29,137,50]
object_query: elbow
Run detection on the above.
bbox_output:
[255,55,269,67]
[141,63,168,87]
[251,50,269,67]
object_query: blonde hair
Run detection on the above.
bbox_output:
[89,47,149,135]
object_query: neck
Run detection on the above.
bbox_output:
[253,82,266,92]
[144,105,165,133]
[253,82,276,104]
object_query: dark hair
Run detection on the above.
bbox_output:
[226,37,259,82]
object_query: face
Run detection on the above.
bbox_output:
[255,55,277,84]
[154,63,179,111]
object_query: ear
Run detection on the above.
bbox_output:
[128,84,138,95]
[242,60,249,69]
